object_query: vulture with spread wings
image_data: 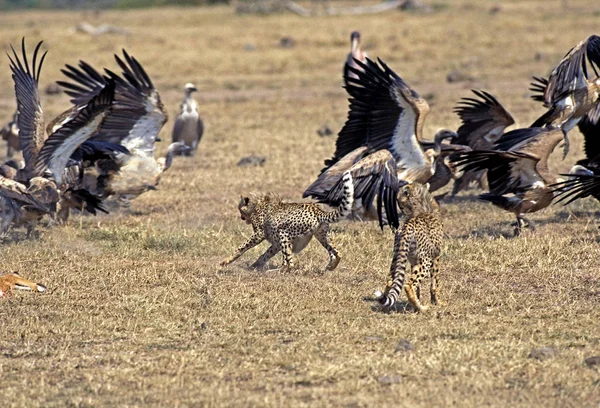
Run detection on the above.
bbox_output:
[529,35,600,158]
[450,90,515,196]
[2,39,119,233]
[57,50,189,201]
[452,127,564,235]
[304,57,457,229]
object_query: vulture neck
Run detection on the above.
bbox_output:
[161,144,178,171]
[351,39,361,58]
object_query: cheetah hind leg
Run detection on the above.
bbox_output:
[292,233,313,253]
[314,224,340,271]
[430,257,442,306]
[251,243,280,269]
[404,264,429,312]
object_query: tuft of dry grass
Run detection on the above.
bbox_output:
[1,1,600,407]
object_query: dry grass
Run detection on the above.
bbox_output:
[1,1,600,407]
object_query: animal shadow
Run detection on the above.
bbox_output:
[363,295,418,314]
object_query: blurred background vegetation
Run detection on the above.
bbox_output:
[0,0,231,9]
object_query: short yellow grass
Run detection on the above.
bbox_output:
[1,1,600,407]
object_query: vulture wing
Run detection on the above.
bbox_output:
[453,90,515,149]
[34,79,116,183]
[8,39,47,174]
[543,35,600,107]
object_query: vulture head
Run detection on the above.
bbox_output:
[184,83,198,96]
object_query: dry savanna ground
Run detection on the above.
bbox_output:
[1,1,600,407]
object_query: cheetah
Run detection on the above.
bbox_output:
[377,182,443,312]
[221,172,354,271]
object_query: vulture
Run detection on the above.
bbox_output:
[420,133,471,193]
[2,39,118,234]
[0,112,19,158]
[343,31,367,83]
[452,127,565,236]
[551,114,600,203]
[451,90,515,196]
[530,35,600,158]
[171,83,204,155]
[56,49,189,202]
[0,175,53,236]
[304,57,457,229]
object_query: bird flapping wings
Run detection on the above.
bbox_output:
[453,90,515,148]
[8,39,47,174]
[56,50,168,157]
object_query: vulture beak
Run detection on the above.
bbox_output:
[397,180,409,190]
[445,131,459,143]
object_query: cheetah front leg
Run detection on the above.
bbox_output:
[220,232,264,266]
[278,233,295,272]
[251,243,281,269]
[314,224,341,271]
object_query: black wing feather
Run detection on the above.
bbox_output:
[323,57,403,171]
[35,79,116,176]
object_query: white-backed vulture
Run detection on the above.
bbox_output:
[452,127,565,236]
[0,112,19,158]
[304,57,457,229]
[171,83,204,155]
[56,49,188,201]
[530,35,600,158]
[5,39,118,232]
[451,90,515,195]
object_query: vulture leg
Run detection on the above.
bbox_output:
[513,215,525,237]
[561,129,570,160]
[521,216,536,231]
[25,223,38,239]
[477,171,489,190]
[513,215,536,236]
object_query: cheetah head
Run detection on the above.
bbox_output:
[238,195,253,224]
[397,182,437,217]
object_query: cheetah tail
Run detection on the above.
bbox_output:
[319,171,354,223]
[337,171,354,218]
[380,232,409,308]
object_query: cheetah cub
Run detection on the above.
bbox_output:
[221,172,354,271]
[377,182,443,312]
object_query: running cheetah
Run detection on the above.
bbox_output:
[378,182,443,312]
[221,172,354,271]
